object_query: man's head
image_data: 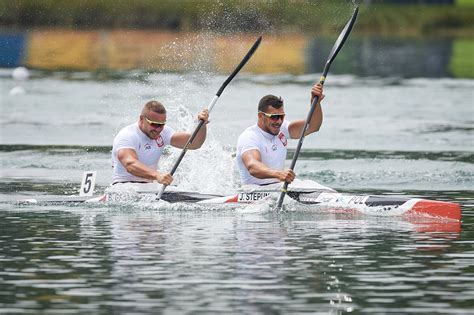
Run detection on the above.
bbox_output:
[139,100,167,139]
[257,95,285,135]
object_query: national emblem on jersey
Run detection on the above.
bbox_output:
[155,135,164,147]
[278,132,287,146]
[144,142,152,150]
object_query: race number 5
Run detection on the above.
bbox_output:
[80,171,97,196]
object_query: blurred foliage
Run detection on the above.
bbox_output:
[0,0,197,30]
[0,0,473,36]
[356,4,474,37]
[457,0,474,6]
[449,39,474,77]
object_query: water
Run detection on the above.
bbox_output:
[1,68,473,314]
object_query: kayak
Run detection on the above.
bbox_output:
[76,179,461,221]
[16,178,461,235]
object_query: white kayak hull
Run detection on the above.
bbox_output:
[88,180,461,221]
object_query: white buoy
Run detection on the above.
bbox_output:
[12,67,30,80]
[9,86,25,95]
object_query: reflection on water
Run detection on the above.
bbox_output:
[1,30,473,78]
[0,206,471,314]
[1,25,473,313]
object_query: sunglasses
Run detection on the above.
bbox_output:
[143,115,166,128]
[259,111,286,121]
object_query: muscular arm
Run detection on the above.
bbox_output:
[170,126,207,150]
[288,104,323,139]
[288,83,324,139]
[241,149,295,183]
[170,109,208,149]
[117,148,172,184]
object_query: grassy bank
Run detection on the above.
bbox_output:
[0,0,473,37]
[450,39,474,77]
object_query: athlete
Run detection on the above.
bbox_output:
[236,84,324,185]
[112,100,209,185]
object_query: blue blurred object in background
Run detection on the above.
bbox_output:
[0,32,26,67]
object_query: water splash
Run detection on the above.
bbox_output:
[132,33,243,194]
[158,138,237,195]
[200,1,272,34]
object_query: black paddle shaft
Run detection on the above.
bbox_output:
[157,36,262,199]
[277,7,359,209]
[216,36,262,97]
[169,36,262,175]
[169,118,206,175]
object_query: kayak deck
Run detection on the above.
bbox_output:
[15,180,462,221]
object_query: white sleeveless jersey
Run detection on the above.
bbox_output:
[112,123,175,183]
[236,121,290,185]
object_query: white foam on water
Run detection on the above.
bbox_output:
[12,67,30,80]
[157,138,237,195]
[9,86,26,96]
[236,195,275,214]
[235,191,304,214]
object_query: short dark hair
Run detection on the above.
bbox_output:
[142,100,166,115]
[258,95,283,112]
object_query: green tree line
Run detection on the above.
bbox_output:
[1,0,473,36]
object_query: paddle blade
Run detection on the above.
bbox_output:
[323,6,359,77]
[277,6,359,210]
[216,36,262,96]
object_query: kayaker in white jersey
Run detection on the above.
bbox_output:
[236,84,324,185]
[112,100,209,185]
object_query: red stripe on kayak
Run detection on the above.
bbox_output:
[408,200,461,221]
[225,195,239,203]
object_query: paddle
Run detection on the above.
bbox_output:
[157,36,262,200]
[276,6,359,210]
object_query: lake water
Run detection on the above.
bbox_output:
[1,66,473,314]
